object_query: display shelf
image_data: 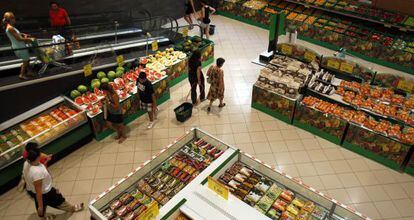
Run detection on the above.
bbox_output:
[320,56,376,83]
[276,43,322,64]
[0,96,87,170]
[89,128,237,220]
[343,122,412,171]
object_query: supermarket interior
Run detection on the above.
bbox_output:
[0,0,414,219]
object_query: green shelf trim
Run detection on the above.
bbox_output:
[168,73,188,88]
[160,198,187,220]
[292,119,342,145]
[342,141,402,171]
[251,102,292,124]
[216,11,269,30]
[405,166,414,176]
[0,123,91,187]
[201,149,240,185]
[94,92,171,141]
[202,56,215,68]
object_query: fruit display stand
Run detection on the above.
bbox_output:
[373,72,414,94]
[0,96,90,190]
[252,83,299,124]
[174,36,215,69]
[86,75,169,140]
[406,153,414,176]
[217,0,414,74]
[276,43,322,64]
[89,128,370,220]
[343,122,413,171]
[88,128,237,220]
[293,101,348,145]
[320,56,376,83]
[164,58,189,88]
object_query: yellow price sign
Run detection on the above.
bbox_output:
[326,59,340,70]
[137,201,159,220]
[116,55,124,67]
[83,64,92,77]
[151,40,158,52]
[339,62,354,74]
[182,27,189,38]
[280,44,292,55]
[208,176,229,200]
[397,80,414,93]
[304,51,316,62]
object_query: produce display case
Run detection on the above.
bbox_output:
[373,73,414,94]
[86,75,169,140]
[89,128,237,220]
[276,43,321,64]
[0,96,90,189]
[252,84,299,124]
[174,36,215,69]
[320,57,376,83]
[293,101,348,145]
[164,58,189,87]
[343,122,413,171]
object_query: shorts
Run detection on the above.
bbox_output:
[140,102,153,112]
[200,22,210,29]
[107,112,123,124]
[14,49,30,61]
[27,187,66,216]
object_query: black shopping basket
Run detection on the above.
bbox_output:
[174,102,193,122]
[209,24,216,35]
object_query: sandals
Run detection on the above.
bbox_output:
[19,74,32,80]
[73,203,84,212]
[218,103,226,108]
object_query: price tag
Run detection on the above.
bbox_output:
[280,44,292,55]
[326,59,340,70]
[208,176,229,200]
[151,40,158,51]
[339,62,354,74]
[83,64,92,77]
[384,23,392,28]
[182,27,189,38]
[116,55,124,67]
[304,51,316,62]
[397,80,414,93]
[138,201,159,220]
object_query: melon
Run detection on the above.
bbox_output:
[115,70,123,78]
[116,66,124,73]
[101,77,109,83]
[91,80,101,89]
[107,71,116,80]
[70,90,81,99]
[77,85,88,93]
[74,97,83,105]
[97,71,106,79]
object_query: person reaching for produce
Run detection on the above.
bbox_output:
[101,83,127,143]
[23,146,83,219]
[198,0,216,39]
[136,71,157,129]
[3,12,36,80]
[188,50,205,105]
[206,57,226,112]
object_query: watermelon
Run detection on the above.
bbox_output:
[74,97,83,105]
[91,81,101,89]
[115,70,123,78]
[94,87,103,96]
[101,77,109,83]
[97,71,106,79]
[107,71,116,80]
[116,66,124,73]
[70,90,81,99]
[77,85,88,93]
[91,78,100,83]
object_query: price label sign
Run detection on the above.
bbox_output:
[182,27,189,38]
[83,64,92,77]
[280,44,292,55]
[304,51,316,62]
[397,80,414,93]
[151,40,158,52]
[138,201,159,220]
[116,55,124,67]
[339,62,354,74]
[208,176,229,200]
[326,59,340,70]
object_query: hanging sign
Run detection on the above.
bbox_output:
[326,59,340,70]
[83,64,92,77]
[280,44,293,55]
[182,27,189,38]
[116,55,124,67]
[397,80,414,93]
[304,51,316,62]
[151,40,158,51]
[208,176,229,200]
[339,62,354,74]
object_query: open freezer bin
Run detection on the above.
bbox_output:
[199,151,370,220]
[89,128,237,220]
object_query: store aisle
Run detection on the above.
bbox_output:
[1,16,414,220]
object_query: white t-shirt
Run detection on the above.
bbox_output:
[23,161,52,194]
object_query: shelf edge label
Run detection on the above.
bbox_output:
[208,176,229,200]
[138,201,159,220]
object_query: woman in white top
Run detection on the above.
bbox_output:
[23,145,83,219]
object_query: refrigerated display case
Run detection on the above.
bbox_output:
[89,128,237,220]
[90,129,371,220]
[343,122,413,171]
[0,96,90,189]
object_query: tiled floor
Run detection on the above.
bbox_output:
[1,16,414,220]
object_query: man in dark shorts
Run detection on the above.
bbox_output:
[184,0,196,29]
[136,71,157,129]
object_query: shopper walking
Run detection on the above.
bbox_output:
[207,57,226,112]
[3,12,36,80]
[184,0,196,29]
[198,0,216,39]
[136,71,157,129]
[101,83,127,143]
[188,50,205,105]
[23,146,83,219]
